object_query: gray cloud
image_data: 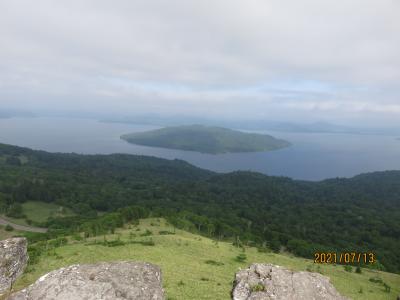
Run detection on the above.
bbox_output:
[0,0,399,125]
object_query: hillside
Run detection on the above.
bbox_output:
[11,218,400,300]
[121,125,291,154]
[0,143,399,274]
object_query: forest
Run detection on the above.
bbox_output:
[121,125,290,153]
[0,143,399,273]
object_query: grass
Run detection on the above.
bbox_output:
[21,201,74,223]
[1,201,75,226]
[13,218,400,300]
[0,225,22,240]
[0,215,31,226]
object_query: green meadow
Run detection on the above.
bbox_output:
[1,201,75,226]
[13,218,400,300]
[21,201,74,223]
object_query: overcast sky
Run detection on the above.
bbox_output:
[0,0,399,125]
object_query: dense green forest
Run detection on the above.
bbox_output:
[0,143,399,273]
[121,125,290,153]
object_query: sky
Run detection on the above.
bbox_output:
[0,0,399,126]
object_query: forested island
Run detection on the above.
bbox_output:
[0,143,399,274]
[121,125,290,154]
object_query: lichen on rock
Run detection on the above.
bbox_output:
[8,261,165,300]
[0,238,28,296]
[232,263,348,300]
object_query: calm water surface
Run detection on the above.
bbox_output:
[1,117,399,181]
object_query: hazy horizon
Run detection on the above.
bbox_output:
[1,0,400,127]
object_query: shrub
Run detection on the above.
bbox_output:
[72,233,82,241]
[5,224,14,231]
[6,203,25,219]
[355,266,362,274]
[235,253,247,262]
[177,280,185,286]
[158,230,175,235]
[257,247,270,253]
[104,240,125,247]
[48,237,68,248]
[141,238,155,246]
[204,260,224,266]
[383,283,391,293]
[344,265,352,272]
[369,276,383,284]
[140,229,153,237]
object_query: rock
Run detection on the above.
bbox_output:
[8,261,165,300]
[232,264,348,300]
[0,238,28,296]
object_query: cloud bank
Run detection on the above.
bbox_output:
[0,0,399,125]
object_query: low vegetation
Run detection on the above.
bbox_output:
[0,143,399,274]
[13,219,400,300]
[0,225,21,240]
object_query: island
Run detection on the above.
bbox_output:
[121,125,291,154]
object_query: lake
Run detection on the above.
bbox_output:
[1,117,399,181]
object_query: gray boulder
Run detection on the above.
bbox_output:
[8,261,165,300]
[0,238,28,296]
[232,264,348,300]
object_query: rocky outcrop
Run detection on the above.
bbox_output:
[0,238,28,295]
[8,261,165,300]
[232,264,348,300]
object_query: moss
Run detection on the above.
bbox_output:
[250,283,265,292]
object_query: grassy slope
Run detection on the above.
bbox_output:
[121,125,290,154]
[14,219,400,300]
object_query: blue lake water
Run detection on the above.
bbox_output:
[0,117,399,181]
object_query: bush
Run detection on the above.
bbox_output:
[204,260,224,266]
[140,238,155,246]
[257,247,270,253]
[369,276,383,284]
[355,266,362,274]
[72,233,82,241]
[140,229,153,237]
[235,253,247,262]
[383,283,391,293]
[6,203,25,219]
[5,156,21,166]
[5,224,14,231]
[177,280,185,287]
[344,265,352,272]
[48,237,68,248]
[104,240,126,247]
[158,230,175,235]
